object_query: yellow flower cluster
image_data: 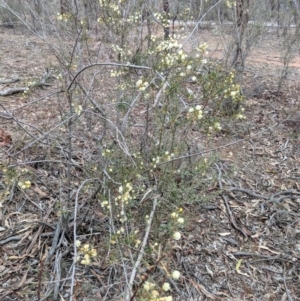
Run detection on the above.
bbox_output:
[224,72,239,96]
[157,48,188,70]
[196,43,208,54]
[99,1,121,15]
[110,69,125,78]
[225,0,236,7]
[134,238,141,248]
[116,226,125,235]
[100,199,110,210]
[74,105,82,115]
[101,182,134,217]
[187,105,203,120]
[1,167,32,197]
[56,73,62,80]
[23,80,38,95]
[116,182,133,205]
[136,79,149,91]
[142,281,173,301]
[18,180,31,190]
[125,12,141,24]
[236,108,246,120]
[111,44,132,62]
[172,231,181,240]
[101,148,113,157]
[76,241,97,265]
[156,39,181,52]
[208,122,222,133]
[56,13,70,22]
[170,208,184,241]
[222,71,245,119]
[151,152,174,168]
[171,270,180,280]
[153,12,169,27]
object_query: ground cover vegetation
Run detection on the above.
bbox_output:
[0,0,300,300]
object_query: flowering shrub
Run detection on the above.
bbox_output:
[87,28,246,299]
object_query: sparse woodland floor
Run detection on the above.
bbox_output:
[0,25,300,301]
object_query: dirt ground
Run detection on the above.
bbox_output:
[0,25,300,301]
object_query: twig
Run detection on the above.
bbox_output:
[0,87,26,96]
[46,219,62,263]
[215,164,249,238]
[53,251,63,300]
[0,70,53,96]
[37,256,45,301]
[227,187,268,200]
[181,0,224,47]
[69,178,97,301]
[233,252,297,264]
[283,264,293,301]
[222,194,249,238]
[25,202,54,256]
[0,77,19,84]
[0,235,22,245]
[125,192,158,301]
[67,62,150,91]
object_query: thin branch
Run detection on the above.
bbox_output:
[283,264,293,301]
[69,178,98,301]
[182,0,225,47]
[215,163,249,238]
[67,62,150,91]
[125,192,158,301]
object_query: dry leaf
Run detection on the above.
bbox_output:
[190,279,217,299]
[236,259,242,273]
[259,245,281,255]
[251,199,262,207]
[33,186,48,198]
[0,129,12,146]
[16,269,28,288]
[236,259,249,276]
[205,264,214,277]
[251,232,261,238]
[219,232,231,236]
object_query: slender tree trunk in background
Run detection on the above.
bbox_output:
[277,0,280,35]
[163,0,170,40]
[60,0,69,14]
[269,0,276,12]
[290,0,300,25]
[33,0,42,15]
[278,0,300,89]
[30,0,43,32]
[232,0,250,69]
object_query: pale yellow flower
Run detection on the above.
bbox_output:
[171,212,178,219]
[143,281,155,291]
[171,270,180,280]
[136,79,143,87]
[177,217,184,224]
[173,232,181,240]
[162,282,171,291]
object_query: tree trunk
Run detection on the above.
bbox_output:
[163,0,170,40]
[60,0,69,14]
[232,0,250,69]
